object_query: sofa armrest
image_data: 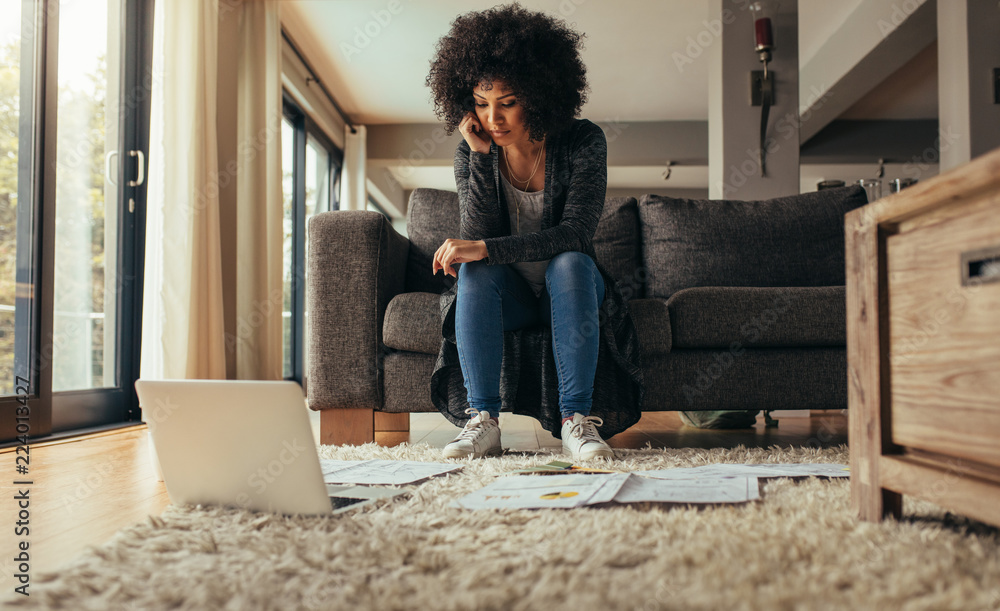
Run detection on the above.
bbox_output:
[625,298,672,357]
[306,211,409,411]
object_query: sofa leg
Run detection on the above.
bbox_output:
[375,412,410,432]
[320,408,374,446]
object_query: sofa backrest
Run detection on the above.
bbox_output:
[405,188,458,295]
[637,185,868,299]
[404,188,645,299]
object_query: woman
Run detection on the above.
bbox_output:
[425,3,645,460]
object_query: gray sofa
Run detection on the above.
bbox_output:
[306,184,869,445]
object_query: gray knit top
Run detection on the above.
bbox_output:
[500,171,548,296]
[430,118,646,439]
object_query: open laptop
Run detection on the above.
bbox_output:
[135,379,407,516]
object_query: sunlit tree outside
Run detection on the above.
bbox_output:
[0,3,22,396]
[51,0,115,391]
[0,1,118,395]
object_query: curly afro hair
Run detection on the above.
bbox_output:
[425,2,590,143]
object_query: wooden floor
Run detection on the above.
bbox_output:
[361,410,849,453]
[0,410,846,585]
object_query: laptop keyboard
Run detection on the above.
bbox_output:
[330,496,367,510]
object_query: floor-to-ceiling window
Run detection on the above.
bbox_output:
[0,0,153,443]
[0,2,25,399]
[281,95,341,389]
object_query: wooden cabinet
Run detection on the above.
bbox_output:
[846,147,1000,528]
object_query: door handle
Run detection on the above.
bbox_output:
[105,150,118,186]
[129,149,145,187]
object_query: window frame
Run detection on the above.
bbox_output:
[0,0,154,444]
[281,92,341,388]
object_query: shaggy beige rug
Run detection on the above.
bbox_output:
[6,442,1000,611]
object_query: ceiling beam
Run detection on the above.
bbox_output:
[800,119,939,164]
[365,121,709,167]
[799,0,937,145]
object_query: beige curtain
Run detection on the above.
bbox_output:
[141,0,226,380]
[142,0,284,382]
[235,0,283,380]
[340,124,368,210]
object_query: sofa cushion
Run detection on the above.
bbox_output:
[383,292,442,355]
[593,197,644,300]
[383,291,670,361]
[637,185,868,298]
[666,286,846,348]
[405,189,458,294]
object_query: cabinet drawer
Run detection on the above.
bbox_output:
[886,195,1000,467]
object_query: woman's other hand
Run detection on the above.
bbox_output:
[459,112,492,155]
[433,239,488,277]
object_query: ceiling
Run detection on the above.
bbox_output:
[281,0,939,193]
[283,0,937,124]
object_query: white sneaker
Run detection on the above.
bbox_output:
[442,408,502,459]
[561,413,614,460]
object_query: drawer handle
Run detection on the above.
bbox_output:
[961,245,1000,286]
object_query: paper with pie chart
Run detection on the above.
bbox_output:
[450,473,629,509]
[451,472,761,509]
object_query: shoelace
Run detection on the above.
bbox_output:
[569,416,605,444]
[454,408,495,442]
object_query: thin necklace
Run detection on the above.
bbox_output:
[505,140,543,183]
[502,141,544,233]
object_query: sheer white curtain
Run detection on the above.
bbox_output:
[142,0,284,382]
[340,125,367,210]
[141,0,226,380]
[235,0,283,380]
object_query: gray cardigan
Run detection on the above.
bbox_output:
[430,118,646,439]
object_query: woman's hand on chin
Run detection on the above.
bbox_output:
[459,112,493,155]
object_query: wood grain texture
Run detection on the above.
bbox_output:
[847,206,901,520]
[374,412,410,432]
[320,408,374,446]
[886,193,1000,467]
[880,455,1000,528]
[847,145,1000,527]
[0,428,170,576]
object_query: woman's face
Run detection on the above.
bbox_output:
[472,80,529,145]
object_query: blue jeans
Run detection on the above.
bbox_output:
[455,251,606,420]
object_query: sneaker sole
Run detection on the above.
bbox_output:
[442,445,503,459]
[563,447,614,461]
